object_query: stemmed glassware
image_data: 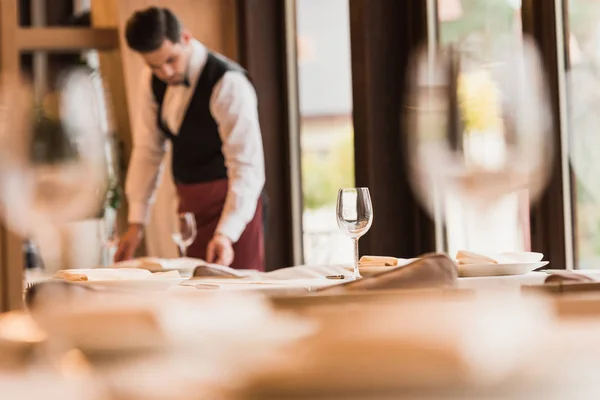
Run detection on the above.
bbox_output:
[171,212,197,258]
[98,207,119,266]
[336,188,373,280]
[405,36,552,251]
[0,68,109,269]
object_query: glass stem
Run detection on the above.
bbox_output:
[179,245,186,258]
[353,238,361,280]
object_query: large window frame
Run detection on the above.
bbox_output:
[521,0,574,270]
[238,0,580,269]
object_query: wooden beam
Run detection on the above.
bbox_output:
[0,0,19,73]
[91,0,133,240]
[17,27,120,51]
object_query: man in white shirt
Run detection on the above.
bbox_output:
[114,7,266,270]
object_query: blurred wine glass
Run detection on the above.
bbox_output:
[405,36,552,251]
[98,208,119,266]
[0,69,109,257]
[336,188,373,280]
[172,212,197,257]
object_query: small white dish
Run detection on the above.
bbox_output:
[458,262,549,278]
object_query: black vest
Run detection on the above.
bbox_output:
[151,52,248,184]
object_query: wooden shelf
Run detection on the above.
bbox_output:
[17,27,120,51]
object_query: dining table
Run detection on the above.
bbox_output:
[9,261,600,399]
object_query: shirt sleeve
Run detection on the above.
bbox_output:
[125,69,167,225]
[210,71,266,242]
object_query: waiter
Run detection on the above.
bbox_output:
[114,7,265,270]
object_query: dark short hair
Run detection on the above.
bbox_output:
[125,7,182,53]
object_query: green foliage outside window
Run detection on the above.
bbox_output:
[302,129,355,210]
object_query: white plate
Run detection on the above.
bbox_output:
[70,277,187,291]
[458,262,548,277]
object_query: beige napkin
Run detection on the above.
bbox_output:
[112,257,164,271]
[112,257,204,273]
[456,250,544,265]
[359,255,401,267]
[193,264,250,278]
[54,268,175,282]
[319,254,458,293]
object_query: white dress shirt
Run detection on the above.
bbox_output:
[126,39,265,243]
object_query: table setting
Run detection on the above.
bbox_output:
[6,29,600,400]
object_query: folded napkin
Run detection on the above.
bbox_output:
[113,257,203,273]
[545,271,595,284]
[359,255,401,267]
[456,250,544,265]
[112,257,163,271]
[193,264,252,278]
[318,254,458,293]
[54,268,179,282]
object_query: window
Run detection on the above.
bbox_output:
[295,0,355,265]
[566,0,600,269]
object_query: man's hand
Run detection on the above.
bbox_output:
[114,224,144,262]
[206,233,234,266]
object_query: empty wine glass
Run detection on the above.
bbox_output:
[0,70,110,276]
[336,188,373,280]
[0,69,108,238]
[172,212,197,257]
[98,207,119,266]
[405,36,552,252]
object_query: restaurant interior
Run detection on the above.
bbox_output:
[3,0,600,398]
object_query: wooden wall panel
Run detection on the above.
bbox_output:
[0,0,24,311]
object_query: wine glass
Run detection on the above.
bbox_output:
[405,36,552,252]
[98,207,119,266]
[171,212,197,257]
[0,69,109,275]
[336,188,373,280]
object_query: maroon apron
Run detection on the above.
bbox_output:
[176,178,265,271]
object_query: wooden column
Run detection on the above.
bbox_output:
[0,0,23,311]
[91,0,134,236]
[349,0,435,258]
[237,0,300,270]
[522,0,573,269]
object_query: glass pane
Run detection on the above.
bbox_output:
[438,0,522,44]
[566,0,600,269]
[295,0,355,265]
[437,0,530,255]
